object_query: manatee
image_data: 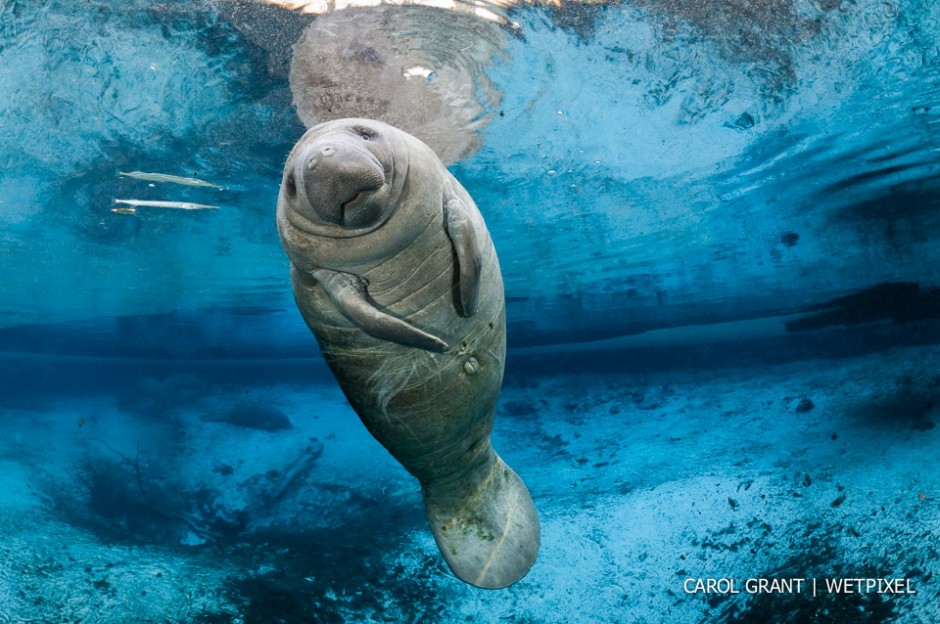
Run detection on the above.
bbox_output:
[203,400,293,431]
[288,6,507,165]
[276,118,539,589]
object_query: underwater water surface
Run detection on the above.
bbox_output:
[1,0,940,622]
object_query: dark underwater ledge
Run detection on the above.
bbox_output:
[3,282,939,364]
[2,314,939,404]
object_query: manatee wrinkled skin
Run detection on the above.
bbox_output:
[276,118,539,589]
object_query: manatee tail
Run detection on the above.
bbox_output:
[422,452,539,589]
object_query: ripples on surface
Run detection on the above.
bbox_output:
[454,0,940,343]
[0,0,938,350]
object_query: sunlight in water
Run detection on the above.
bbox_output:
[263,0,522,24]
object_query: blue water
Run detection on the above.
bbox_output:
[1,1,939,622]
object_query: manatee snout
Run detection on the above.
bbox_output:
[292,138,386,227]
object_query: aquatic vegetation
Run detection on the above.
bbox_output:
[718,539,902,624]
[205,524,450,624]
[38,414,324,548]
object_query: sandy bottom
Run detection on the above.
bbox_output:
[1,343,939,623]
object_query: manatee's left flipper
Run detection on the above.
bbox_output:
[313,268,449,353]
[442,179,483,317]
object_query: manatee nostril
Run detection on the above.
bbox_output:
[284,172,297,199]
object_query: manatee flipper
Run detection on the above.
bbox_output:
[443,179,482,317]
[311,268,449,353]
[423,451,540,589]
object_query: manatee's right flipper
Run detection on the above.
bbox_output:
[423,453,540,589]
[311,268,449,353]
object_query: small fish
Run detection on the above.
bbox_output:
[78,417,85,427]
[111,207,138,215]
[113,199,219,211]
[119,171,223,190]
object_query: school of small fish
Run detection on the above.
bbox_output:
[111,171,222,215]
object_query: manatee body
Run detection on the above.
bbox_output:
[276,118,539,589]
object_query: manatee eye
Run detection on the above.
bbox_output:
[284,172,297,199]
[352,126,377,141]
